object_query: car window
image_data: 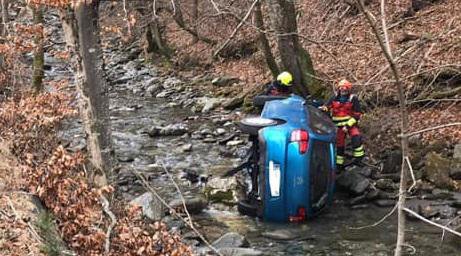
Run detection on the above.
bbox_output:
[306,105,335,135]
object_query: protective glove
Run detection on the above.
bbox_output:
[346,117,357,127]
[318,106,328,112]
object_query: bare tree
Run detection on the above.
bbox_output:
[266,0,317,97]
[355,1,409,255]
[0,0,8,36]
[61,0,113,187]
[32,4,44,95]
[254,0,279,78]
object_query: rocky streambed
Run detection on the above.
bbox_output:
[43,16,461,256]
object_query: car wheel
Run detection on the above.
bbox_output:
[238,117,278,135]
[237,199,259,217]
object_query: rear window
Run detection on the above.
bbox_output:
[306,105,335,135]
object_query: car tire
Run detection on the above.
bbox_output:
[238,117,278,135]
[237,200,259,217]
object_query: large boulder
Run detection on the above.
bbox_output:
[218,248,263,256]
[382,150,402,174]
[336,168,371,195]
[212,76,239,87]
[129,192,164,221]
[168,195,208,214]
[212,232,249,249]
[147,123,189,137]
[424,152,456,189]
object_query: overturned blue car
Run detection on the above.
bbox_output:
[229,95,337,222]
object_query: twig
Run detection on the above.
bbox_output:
[441,216,460,242]
[27,221,44,244]
[402,243,416,255]
[403,207,461,238]
[158,161,193,226]
[6,196,18,220]
[380,0,392,59]
[405,122,461,137]
[153,0,158,18]
[349,203,398,230]
[213,0,259,57]
[100,195,117,255]
[122,0,131,36]
[404,157,416,193]
[407,98,461,105]
[130,170,223,256]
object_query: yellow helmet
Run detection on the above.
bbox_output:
[277,71,293,86]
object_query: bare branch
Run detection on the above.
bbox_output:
[403,207,461,238]
[405,122,461,137]
[349,203,398,230]
[100,195,117,255]
[405,157,416,193]
[159,161,193,226]
[213,0,259,57]
[380,0,392,59]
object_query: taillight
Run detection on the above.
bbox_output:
[289,207,306,222]
[291,129,309,154]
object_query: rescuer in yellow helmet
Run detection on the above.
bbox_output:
[264,71,293,96]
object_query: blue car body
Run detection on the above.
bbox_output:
[258,95,336,222]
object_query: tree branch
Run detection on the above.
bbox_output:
[100,195,117,255]
[405,122,461,137]
[213,0,259,58]
[403,207,461,238]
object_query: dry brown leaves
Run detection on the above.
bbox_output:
[0,89,192,255]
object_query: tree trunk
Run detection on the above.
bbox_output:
[72,0,112,187]
[0,0,8,36]
[267,0,319,97]
[32,5,44,95]
[254,1,279,78]
[191,0,199,43]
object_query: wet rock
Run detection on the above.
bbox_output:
[219,134,237,145]
[453,144,461,160]
[130,192,164,221]
[146,83,164,96]
[226,140,244,147]
[212,232,249,249]
[382,150,402,174]
[432,189,453,200]
[424,152,455,189]
[203,138,217,143]
[348,194,368,205]
[365,189,380,200]
[262,229,300,241]
[216,128,227,136]
[450,160,461,180]
[375,179,399,191]
[117,155,135,162]
[181,143,193,152]
[169,195,208,214]
[202,98,224,113]
[147,124,188,137]
[212,76,239,87]
[205,177,240,205]
[336,170,370,195]
[163,77,183,88]
[156,90,174,98]
[223,97,244,110]
[218,247,263,256]
[374,199,396,208]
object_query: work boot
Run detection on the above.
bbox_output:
[352,156,364,166]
